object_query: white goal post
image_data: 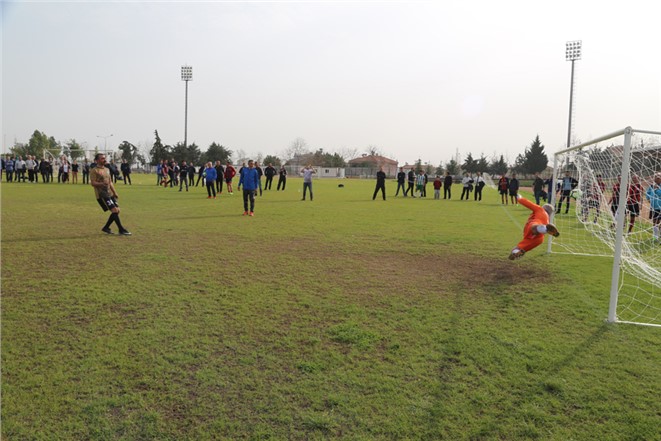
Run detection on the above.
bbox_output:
[548,127,661,327]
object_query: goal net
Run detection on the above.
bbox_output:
[550,127,661,327]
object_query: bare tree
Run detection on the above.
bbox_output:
[338,147,360,161]
[367,145,383,156]
[283,137,310,161]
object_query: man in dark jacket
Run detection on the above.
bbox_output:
[372,166,387,201]
[264,163,276,190]
[188,163,196,186]
[214,161,224,194]
[395,167,406,197]
[443,171,453,199]
[179,161,189,192]
[120,159,132,185]
[406,168,416,198]
[277,166,287,191]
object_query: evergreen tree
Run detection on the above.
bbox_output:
[522,135,548,174]
[489,155,509,176]
[445,159,460,175]
[118,141,139,164]
[476,154,489,173]
[171,142,188,164]
[435,162,445,176]
[202,143,232,164]
[462,152,478,174]
[149,130,170,165]
[263,155,281,166]
[186,143,202,165]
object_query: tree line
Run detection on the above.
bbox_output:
[8,130,548,176]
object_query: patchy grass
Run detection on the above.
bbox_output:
[2,175,660,440]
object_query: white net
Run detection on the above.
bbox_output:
[550,128,661,327]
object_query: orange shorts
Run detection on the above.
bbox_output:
[517,223,544,252]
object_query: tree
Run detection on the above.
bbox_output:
[367,145,383,157]
[65,139,85,160]
[10,142,28,157]
[21,130,57,157]
[435,162,445,176]
[476,154,489,173]
[118,141,139,164]
[512,153,526,175]
[462,152,478,174]
[283,137,309,161]
[521,135,548,175]
[171,142,188,164]
[149,130,170,165]
[203,142,232,164]
[186,143,202,165]
[263,155,281,166]
[489,155,509,176]
[445,159,460,175]
[414,159,423,173]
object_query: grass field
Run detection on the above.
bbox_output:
[2,174,660,440]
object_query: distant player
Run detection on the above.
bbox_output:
[509,195,559,260]
[90,153,131,236]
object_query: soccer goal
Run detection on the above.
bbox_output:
[549,127,661,327]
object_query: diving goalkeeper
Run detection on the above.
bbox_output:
[509,195,560,260]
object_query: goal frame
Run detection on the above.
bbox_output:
[548,126,661,327]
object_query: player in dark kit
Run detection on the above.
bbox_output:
[372,166,387,200]
[90,153,131,235]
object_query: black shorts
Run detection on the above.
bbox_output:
[97,196,118,212]
[651,209,661,222]
[225,178,233,184]
[626,203,640,216]
[588,199,600,208]
[509,190,518,196]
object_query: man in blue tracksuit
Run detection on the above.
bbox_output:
[238,160,260,216]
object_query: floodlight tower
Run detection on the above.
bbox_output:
[565,40,582,148]
[181,65,193,149]
[96,134,114,151]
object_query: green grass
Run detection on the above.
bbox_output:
[2,175,660,440]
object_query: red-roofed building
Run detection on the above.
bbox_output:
[347,154,398,178]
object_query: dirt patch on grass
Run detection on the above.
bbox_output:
[266,239,553,308]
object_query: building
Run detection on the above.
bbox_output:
[347,154,398,178]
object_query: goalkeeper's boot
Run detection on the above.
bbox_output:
[546,223,560,237]
[508,248,525,261]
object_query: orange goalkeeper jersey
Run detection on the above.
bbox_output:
[517,196,550,252]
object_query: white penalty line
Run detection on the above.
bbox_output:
[501,204,523,230]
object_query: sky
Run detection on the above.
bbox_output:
[2,0,660,166]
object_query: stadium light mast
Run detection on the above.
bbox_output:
[96,134,114,151]
[181,65,193,149]
[565,40,582,148]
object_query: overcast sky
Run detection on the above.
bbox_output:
[2,1,660,165]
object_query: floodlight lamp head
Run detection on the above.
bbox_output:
[181,65,193,81]
[565,40,582,61]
